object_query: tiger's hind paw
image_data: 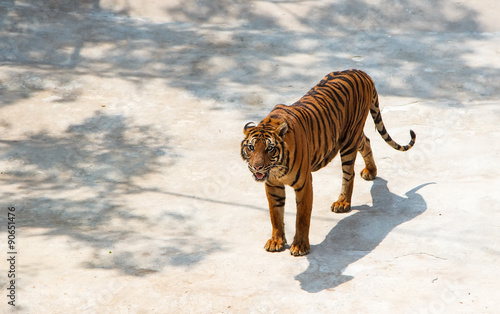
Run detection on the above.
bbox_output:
[360,167,377,181]
[331,201,351,213]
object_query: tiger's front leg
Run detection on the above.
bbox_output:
[264,181,287,252]
[290,173,313,256]
[332,142,359,213]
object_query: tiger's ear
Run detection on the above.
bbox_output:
[276,122,288,138]
[243,122,256,135]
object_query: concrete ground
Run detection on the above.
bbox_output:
[1,0,499,313]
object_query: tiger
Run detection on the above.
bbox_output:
[240,69,415,256]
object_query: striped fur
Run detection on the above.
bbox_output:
[241,69,415,256]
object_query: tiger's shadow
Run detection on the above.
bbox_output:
[295,177,433,293]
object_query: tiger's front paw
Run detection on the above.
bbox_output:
[290,240,310,256]
[264,237,286,252]
[331,201,351,213]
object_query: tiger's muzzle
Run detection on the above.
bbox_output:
[249,164,270,182]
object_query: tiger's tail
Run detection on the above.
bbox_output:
[370,93,416,151]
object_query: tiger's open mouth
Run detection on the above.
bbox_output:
[253,171,268,182]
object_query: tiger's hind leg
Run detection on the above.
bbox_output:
[358,133,377,181]
[331,141,359,213]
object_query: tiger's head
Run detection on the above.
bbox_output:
[241,119,288,182]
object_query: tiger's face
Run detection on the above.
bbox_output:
[241,120,288,182]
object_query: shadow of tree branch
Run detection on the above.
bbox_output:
[1,0,497,111]
[0,112,225,275]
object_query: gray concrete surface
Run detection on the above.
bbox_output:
[1,0,499,313]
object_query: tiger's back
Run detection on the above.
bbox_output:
[281,69,376,172]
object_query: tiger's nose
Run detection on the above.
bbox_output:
[253,165,264,171]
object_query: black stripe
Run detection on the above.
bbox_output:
[342,176,353,182]
[337,77,355,98]
[268,193,286,202]
[319,86,337,102]
[280,106,309,133]
[299,106,318,148]
[333,83,350,107]
[290,160,303,187]
[341,145,357,156]
[294,180,306,192]
[329,84,345,107]
[265,182,285,189]
[310,100,330,138]
[275,106,299,122]
[301,102,324,149]
[342,159,355,166]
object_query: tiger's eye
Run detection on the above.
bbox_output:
[267,146,275,152]
[248,144,255,151]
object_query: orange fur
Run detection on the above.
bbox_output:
[241,69,415,256]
